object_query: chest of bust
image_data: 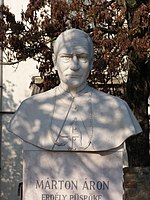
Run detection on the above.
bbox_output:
[49,91,93,150]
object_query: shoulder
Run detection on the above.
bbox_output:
[17,87,56,114]
[20,87,56,106]
[91,87,126,108]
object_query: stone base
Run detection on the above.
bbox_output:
[23,149,124,200]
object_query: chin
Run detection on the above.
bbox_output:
[66,80,82,88]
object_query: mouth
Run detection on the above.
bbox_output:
[66,74,81,78]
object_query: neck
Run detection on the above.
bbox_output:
[59,82,88,97]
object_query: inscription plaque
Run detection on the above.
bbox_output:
[23,145,123,200]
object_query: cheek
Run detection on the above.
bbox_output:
[56,62,65,74]
[57,59,69,71]
[81,64,90,73]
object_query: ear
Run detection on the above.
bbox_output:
[52,53,57,70]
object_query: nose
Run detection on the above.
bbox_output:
[70,55,80,71]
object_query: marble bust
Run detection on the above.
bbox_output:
[8,28,142,151]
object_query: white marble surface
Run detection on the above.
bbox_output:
[8,29,142,151]
[8,84,142,151]
[23,147,123,200]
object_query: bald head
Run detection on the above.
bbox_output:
[52,29,94,90]
[53,29,94,62]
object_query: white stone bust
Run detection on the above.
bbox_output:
[8,28,142,151]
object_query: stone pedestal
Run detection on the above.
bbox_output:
[23,143,124,200]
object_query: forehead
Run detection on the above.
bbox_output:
[58,39,90,54]
[54,31,91,55]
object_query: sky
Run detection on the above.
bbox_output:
[3,0,39,104]
[4,0,29,20]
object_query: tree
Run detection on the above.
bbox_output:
[124,0,150,166]
[0,0,149,166]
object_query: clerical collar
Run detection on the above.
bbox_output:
[57,83,91,98]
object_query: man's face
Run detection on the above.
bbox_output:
[54,37,92,89]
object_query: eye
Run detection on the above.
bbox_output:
[77,55,88,63]
[60,55,72,62]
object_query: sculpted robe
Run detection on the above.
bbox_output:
[8,85,142,151]
[9,85,141,200]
